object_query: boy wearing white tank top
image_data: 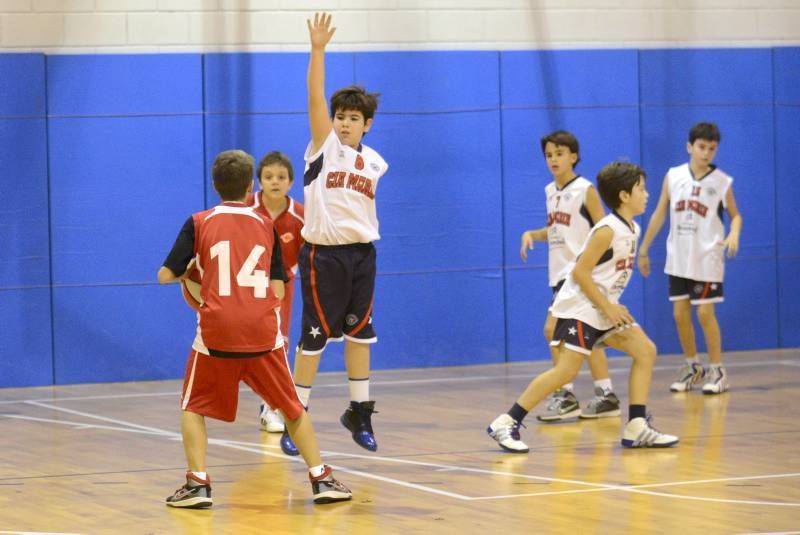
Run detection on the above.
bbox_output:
[638,123,742,395]
[488,162,679,452]
[519,131,620,421]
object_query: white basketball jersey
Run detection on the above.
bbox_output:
[545,176,596,287]
[302,130,389,245]
[664,163,732,282]
[551,213,640,330]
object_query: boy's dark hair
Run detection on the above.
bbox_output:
[689,122,721,144]
[597,161,646,210]
[257,151,294,183]
[540,130,580,166]
[212,150,254,201]
[330,85,380,121]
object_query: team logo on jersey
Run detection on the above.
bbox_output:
[707,187,717,196]
[355,154,364,170]
[280,232,294,244]
[370,162,380,172]
[345,314,359,327]
[563,193,572,202]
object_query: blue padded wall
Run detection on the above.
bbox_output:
[2,46,798,388]
[46,54,205,384]
[0,54,52,387]
[774,47,800,347]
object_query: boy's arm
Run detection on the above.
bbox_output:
[270,228,288,300]
[520,226,549,262]
[723,185,742,257]
[584,186,605,225]
[637,174,670,277]
[158,216,195,284]
[571,226,635,327]
[307,12,336,154]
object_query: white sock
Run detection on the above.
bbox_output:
[686,355,699,364]
[308,464,326,478]
[190,471,207,481]
[562,383,575,393]
[708,363,722,370]
[348,377,370,403]
[594,378,613,394]
[295,383,312,408]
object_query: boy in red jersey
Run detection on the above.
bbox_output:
[247,151,305,435]
[159,149,350,507]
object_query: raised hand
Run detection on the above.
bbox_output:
[307,12,336,49]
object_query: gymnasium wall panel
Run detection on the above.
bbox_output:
[369,270,506,370]
[639,49,772,107]
[500,49,639,108]
[0,54,52,388]
[778,258,800,348]
[355,51,500,113]
[0,289,53,387]
[369,112,503,273]
[47,54,202,116]
[52,285,196,384]
[775,91,800,258]
[48,115,205,285]
[204,52,355,114]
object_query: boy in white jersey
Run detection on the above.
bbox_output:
[520,131,619,421]
[280,13,389,456]
[639,123,742,395]
[488,162,679,452]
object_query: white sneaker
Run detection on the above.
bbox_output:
[669,362,705,392]
[702,366,730,395]
[621,417,679,448]
[487,413,529,453]
[259,404,285,433]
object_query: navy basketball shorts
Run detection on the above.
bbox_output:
[668,275,724,305]
[550,318,614,356]
[298,242,377,355]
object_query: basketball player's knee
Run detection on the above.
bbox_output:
[556,354,582,379]
[673,304,691,324]
[696,304,716,326]
[636,339,657,366]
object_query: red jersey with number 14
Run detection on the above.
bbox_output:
[192,203,283,353]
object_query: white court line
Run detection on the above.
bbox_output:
[1,358,797,406]
[0,414,172,436]
[7,382,800,507]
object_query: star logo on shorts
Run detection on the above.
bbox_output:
[309,326,321,338]
[711,283,718,290]
[568,327,577,336]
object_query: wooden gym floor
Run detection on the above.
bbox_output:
[1,348,799,534]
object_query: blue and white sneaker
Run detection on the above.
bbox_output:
[487,413,529,453]
[280,430,299,456]
[340,401,378,452]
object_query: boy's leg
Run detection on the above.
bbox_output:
[278,349,321,456]
[604,327,678,448]
[341,340,378,451]
[580,347,620,419]
[696,303,729,394]
[669,298,705,392]
[537,312,580,422]
[488,345,583,453]
[285,411,352,504]
[181,410,208,472]
[167,411,213,509]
